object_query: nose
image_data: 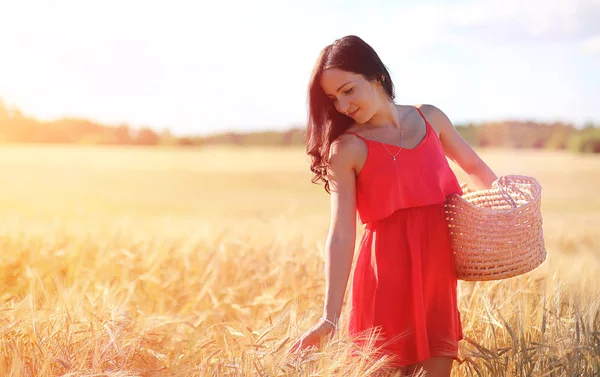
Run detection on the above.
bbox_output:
[337,98,350,113]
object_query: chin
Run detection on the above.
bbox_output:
[354,112,370,124]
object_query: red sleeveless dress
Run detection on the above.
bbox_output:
[346,107,463,367]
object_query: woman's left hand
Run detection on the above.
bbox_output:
[288,319,336,353]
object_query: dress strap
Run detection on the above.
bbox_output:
[415,106,429,124]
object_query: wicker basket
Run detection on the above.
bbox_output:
[444,175,546,281]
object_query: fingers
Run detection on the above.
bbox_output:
[289,339,302,353]
[288,337,313,355]
[288,334,309,353]
[288,322,337,355]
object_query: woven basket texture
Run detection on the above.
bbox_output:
[445,175,546,281]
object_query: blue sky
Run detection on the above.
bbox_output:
[1,0,599,136]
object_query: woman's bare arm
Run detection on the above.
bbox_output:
[288,135,360,352]
[421,104,498,190]
[322,135,360,322]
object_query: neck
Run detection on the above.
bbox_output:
[366,100,401,129]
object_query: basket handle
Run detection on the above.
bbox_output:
[460,177,519,208]
[494,176,518,209]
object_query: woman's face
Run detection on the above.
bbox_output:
[319,68,384,124]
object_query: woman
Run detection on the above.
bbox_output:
[289,35,498,376]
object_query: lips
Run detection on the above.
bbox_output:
[347,108,359,117]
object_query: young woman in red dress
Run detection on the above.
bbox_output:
[289,35,498,376]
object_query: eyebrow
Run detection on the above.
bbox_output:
[326,81,352,97]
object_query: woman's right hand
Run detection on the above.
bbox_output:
[288,318,337,353]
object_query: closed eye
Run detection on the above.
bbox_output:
[327,87,354,102]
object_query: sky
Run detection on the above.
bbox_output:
[1,0,599,136]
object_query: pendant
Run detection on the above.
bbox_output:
[393,157,396,161]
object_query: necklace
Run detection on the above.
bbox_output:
[371,128,404,161]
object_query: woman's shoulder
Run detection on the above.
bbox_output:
[406,103,455,140]
[328,131,367,173]
[415,103,454,136]
[331,131,365,157]
[415,103,443,116]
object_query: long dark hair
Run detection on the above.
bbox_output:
[306,35,395,193]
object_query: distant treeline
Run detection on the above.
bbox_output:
[1,100,599,153]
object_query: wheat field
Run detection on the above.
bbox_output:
[0,144,599,376]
